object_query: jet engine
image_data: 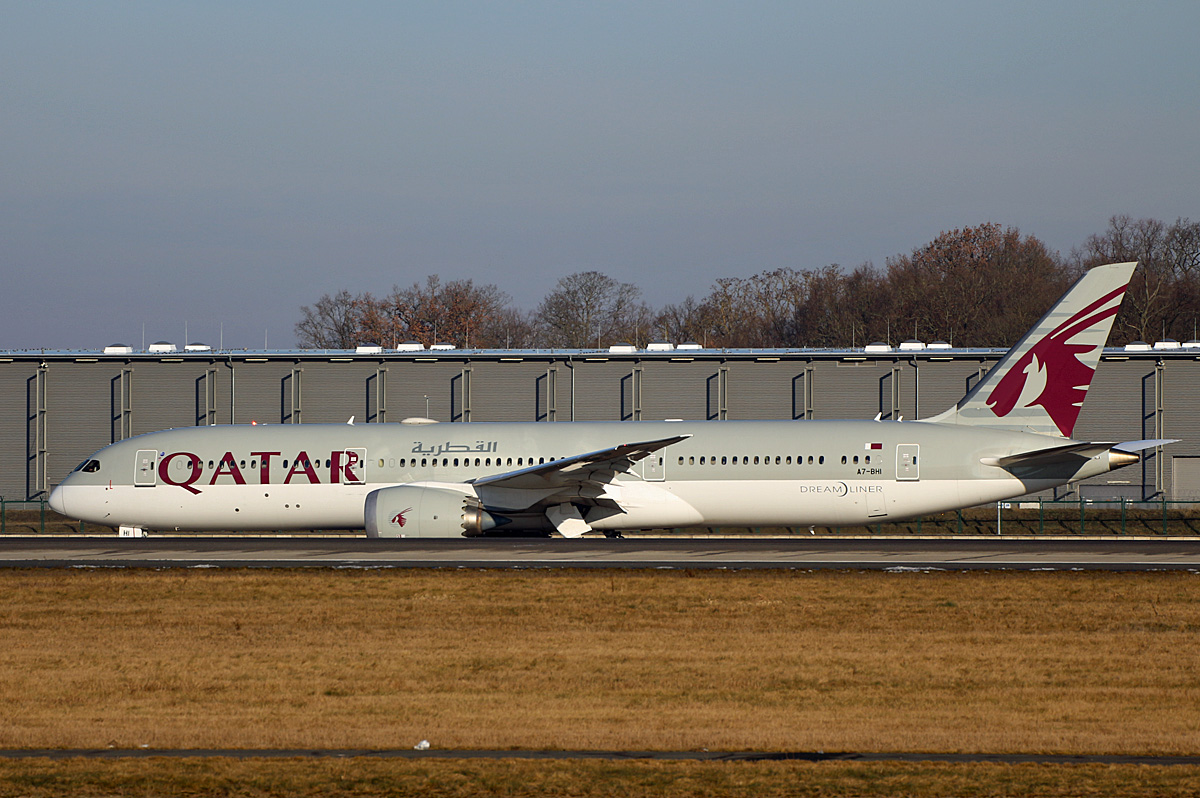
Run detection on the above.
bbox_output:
[365,484,508,538]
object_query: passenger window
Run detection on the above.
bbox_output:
[841,456,847,464]
[786,456,792,465]
[421,458,428,467]
[865,455,871,464]
[721,456,727,465]
[753,456,759,465]
[853,456,859,464]
[807,456,814,464]
[819,456,825,465]
[699,456,706,465]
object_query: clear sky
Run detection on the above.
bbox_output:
[2,1,1197,350]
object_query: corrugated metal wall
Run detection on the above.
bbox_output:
[5,351,1199,501]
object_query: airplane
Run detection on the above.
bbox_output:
[49,261,1172,538]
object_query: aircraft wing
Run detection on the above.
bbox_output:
[470,434,691,492]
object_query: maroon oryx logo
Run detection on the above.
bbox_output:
[391,508,413,527]
[985,285,1125,437]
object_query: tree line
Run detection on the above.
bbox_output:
[295,215,1200,350]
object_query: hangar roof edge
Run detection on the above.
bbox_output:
[0,346,1194,362]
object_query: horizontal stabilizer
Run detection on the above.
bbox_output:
[980,442,1115,468]
[981,439,1177,470]
[1113,439,1180,453]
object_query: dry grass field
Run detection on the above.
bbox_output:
[4,758,1200,797]
[2,568,1199,757]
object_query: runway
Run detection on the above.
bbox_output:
[1,536,1199,570]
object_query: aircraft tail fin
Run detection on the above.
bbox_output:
[926,261,1136,438]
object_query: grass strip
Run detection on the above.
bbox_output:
[2,569,1199,754]
[4,758,1200,798]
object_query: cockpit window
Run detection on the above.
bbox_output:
[74,459,101,473]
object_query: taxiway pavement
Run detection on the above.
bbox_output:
[1,536,1198,570]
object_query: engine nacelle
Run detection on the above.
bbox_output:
[365,484,504,538]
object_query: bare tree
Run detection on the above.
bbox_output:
[359,276,510,348]
[690,264,885,348]
[886,224,1070,347]
[656,295,711,345]
[294,290,368,348]
[536,271,649,348]
[476,306,540,349]
[1078,215,1200,343]
[789,263,886,348]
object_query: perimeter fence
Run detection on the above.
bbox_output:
[4,497,1200,537]
[806,498,1200,537]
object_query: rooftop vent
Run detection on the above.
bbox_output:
[103,344,133,355]
[646,340,674,352]
[864,342,892,353]
[1154,338,1181,350]
[899,339,925,351]
[1184,339,1200,348]
[430,342,456,350]
[184,342,212,352]
[395,341,425,352]
[1124,341,1151,352]
[927,341,952,349]
[355,343,383,354]
[608,342,637,354]
[148,341,177,353]
[676,342,703,350]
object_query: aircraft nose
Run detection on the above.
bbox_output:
[48,484,68,517]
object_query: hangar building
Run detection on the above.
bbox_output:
[2,339,1196,504]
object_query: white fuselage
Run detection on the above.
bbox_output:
[49,419,1115,535]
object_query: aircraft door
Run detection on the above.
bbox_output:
[896,444,919,481]
[340,449,367,484]
[135,450,158,487]
[642,450,666,481]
